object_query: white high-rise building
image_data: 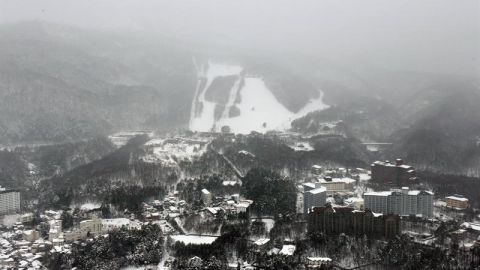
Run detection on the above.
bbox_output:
[304,187,327,214]
[364,191,390,214]
[0,188,20,215]
[364,187,433,217]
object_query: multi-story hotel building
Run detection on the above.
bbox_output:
[308,205,400,239]
[304,187,327,214]
[364,187,433,217]
[0,188,20,215]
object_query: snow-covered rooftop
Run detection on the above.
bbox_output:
[446,196,469,202]
[364,191,392,196]
[279,244,296,256]
[308,187,327,194]
[253,238,270,246]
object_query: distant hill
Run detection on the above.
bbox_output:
[389,86,480,176]
[0,22,360,141]
[291,76,480,176]
[0,22,196,144]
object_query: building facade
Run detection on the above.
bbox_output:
[308,205,400,239]
[371,159,417,186]
[304,187,327,214]
[364,188,433,217]
[201,189,212,206]
[0,189,20,215]
[446,195,469,210]
[318,177,356,195]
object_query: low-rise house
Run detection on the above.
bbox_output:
[236,200,253,213]
[22,230,40,243]
[279,244,296,256]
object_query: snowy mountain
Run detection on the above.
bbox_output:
[189,61,329,134]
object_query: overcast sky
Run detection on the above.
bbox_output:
[1,0,479,77]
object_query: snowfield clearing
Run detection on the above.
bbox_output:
[288,141,315,151]
[79,202,101,211]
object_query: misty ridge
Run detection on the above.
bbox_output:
[0,0,478,176]
[1,1,480,270]
[0,2,479,202]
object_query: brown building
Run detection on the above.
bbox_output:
[371,159,417,186]
[446,195,469,210]
[308,205,400,239]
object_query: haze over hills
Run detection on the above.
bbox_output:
[1,1,480,268]
[0,21,479,176]
[0,22,196,143]
[0,22,342,142]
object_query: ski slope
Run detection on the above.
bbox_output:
[189,60,328,134]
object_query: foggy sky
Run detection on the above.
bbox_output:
[1,0,479,77]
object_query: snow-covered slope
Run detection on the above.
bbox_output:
[189,61,328,134]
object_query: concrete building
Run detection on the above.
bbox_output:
[48,220,63,241]
[201,188,212,206]
[64,218,103,241]
[371,159,417,186]
[446,195,469,210]
[308,205,400,239]
[0,188,20,215]
[311,165,322,175]
[364,187,434,217]
[318,177,356,195]
[303,182,320,192]
[305,257,333,269]
[22,230,40,243]
[304,187,327,214]
[345,197,365,210]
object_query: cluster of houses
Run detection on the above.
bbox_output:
[0,211,63,269]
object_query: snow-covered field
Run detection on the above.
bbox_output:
[190,61,243,132]
[79,202,101,211]
[288,141,314,151]
[189,61,329,134]
[170,235,218,245]
[1,214,20,227]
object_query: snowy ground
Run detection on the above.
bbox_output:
[262,218,275,233]
[1,214,20,227]
[189,61,329,134]
[190,61,243,132]
[288,141,315,151]
[79,202,101,211]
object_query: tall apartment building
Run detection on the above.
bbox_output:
[304,187,327,214]
[0,188,21,215]
[308,205,400,239]
[371,159,417,186]
[364,187,433,217]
